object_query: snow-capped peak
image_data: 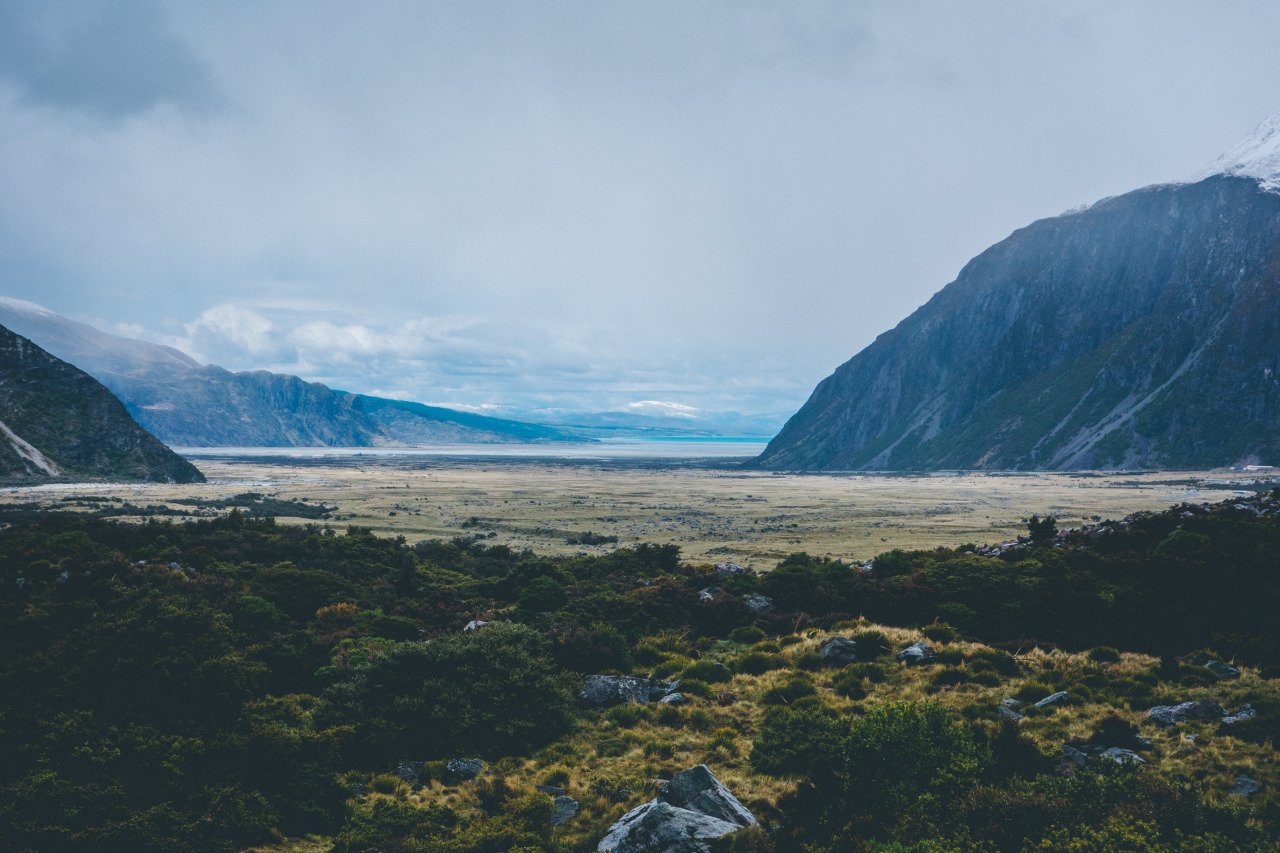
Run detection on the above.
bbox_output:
[1195,114,1280,191]
[618,400,702,419]
[0,295,57,317]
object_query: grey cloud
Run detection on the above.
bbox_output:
[0,0,216,118]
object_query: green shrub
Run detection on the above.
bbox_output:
[1088,646,1122,664]
[678,678,713,698]
[683,659,733,683]
[735,651,784,675]
[831,668,867,700]
[967,647,1019,676]
[760,675,818,705]
[605,703,652,728]
[751,704,844,778]
[730,626,766,644]
[921,622,959,644]
[1013,681,1057,704]
[850,630,891,660]
[930,667,967,689]
[791,650,823,671]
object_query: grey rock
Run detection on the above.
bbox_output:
[1100,747,1146,765]
[1060,745,1089,768]
[445,757,484,781]
[713,562,748,575]
[896,641,935,665]
[580,675,673,707]
[818,636,860,666]
[698,586,723,603]
[15,577,25,589]
[1001,698,1022,709]
[1033,691,1070,710]
[659,692,687,705]
[463,619,488,632]
[743,593,775,614]
[1204,660,1241,679]
[552,795,580,825]
[596,765,756,852]
[1230,774,1261,797]
[1147,699,1225,726]
[395,761,422,786]
[997,704,1024,722]
[1222,703,1257,726]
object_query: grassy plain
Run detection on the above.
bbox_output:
[2,454,1260,564]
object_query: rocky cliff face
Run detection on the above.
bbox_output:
[0,299,571,447]
[757,128,1280,470]
[0,324,203,484]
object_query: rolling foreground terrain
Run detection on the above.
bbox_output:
[2,476,1279,851]
[759,118,1280,471]
[0,324,203,485]
[0,298,572,448]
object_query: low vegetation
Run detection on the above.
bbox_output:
[1,491,1279,850]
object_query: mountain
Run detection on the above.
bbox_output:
[0,299,572,447]
[0,324,203,484]
[518,401,787,437]
[757,118,1280,471]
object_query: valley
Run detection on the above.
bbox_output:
[2,454,1260,563]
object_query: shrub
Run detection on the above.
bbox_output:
[831,668,866,700]
[760,675,818,706]
[967,648,1019,676]
[683,659,733,683]
[1088,646,1122,664]
[930,667,967,689]
[605,703,651,728]
[730,626,766,644]
[850,630,891,660]
[921,622,959,644]
[791,650,823,671]
[751,704,844,778]
[678,678,713,698]
[1013,681,1057,704]
[735,651,784,675]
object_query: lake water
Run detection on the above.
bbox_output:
[176,436,771,461]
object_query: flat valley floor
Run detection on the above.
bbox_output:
[5,454,1269,566]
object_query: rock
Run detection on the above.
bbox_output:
[896,641,935,665]
[15,577,25,590]
[997,704,1024,722]
[1100,747,1146,765]
[818,636,860,666]
[1147,699,1225,726]
[1032,691,1070,710]
[1221,703,1257,725]
[1060,745,1089,768]
[463,620,488,632]
[1204,660,1241,679]
[1230,774,1261,797]
[395,760,423,786]
[1133,736,1154,751]
[596,765,756,852]
[713,562,748,575]
[1001,698,1022,709]
[580,675,673,707]
[445,757,484,781]
[552,795,580,825]
[659,692,687,705]
[743,593,775,614]
[698,586,723,604]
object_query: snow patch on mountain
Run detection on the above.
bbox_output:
[617,400,702,419]
[1195,115,1280,191]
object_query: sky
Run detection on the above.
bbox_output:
[1,1,1279,419]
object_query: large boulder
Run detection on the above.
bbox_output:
[581,675,673,707]
[713,562,749,575]
[1100,747,1145,765]
[896,641,935,665]
[818,636,860,666]
[597,765,756,852]
[1230,774,1261,797]
[1032,691,1070,710]
[445,757,484,781]
[1222,703,1257,726]
[1204,660,1241,679]
[1147,699,1225,726]
[552,795,580,825]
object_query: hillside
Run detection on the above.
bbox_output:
[757,120,1280,471]
[0,324,203,484]
[0,298,573,447]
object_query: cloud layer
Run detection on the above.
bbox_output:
[2,1,1279,415]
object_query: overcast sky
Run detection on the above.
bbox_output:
[1,1,1278,417]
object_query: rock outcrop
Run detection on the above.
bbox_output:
[597,765,757,852]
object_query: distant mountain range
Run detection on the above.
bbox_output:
[0,323,203,484]
[757,117,1280,471]
[0,298,574,448]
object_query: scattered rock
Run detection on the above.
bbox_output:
[997,704,1024,722]
[463,620,488,632]
[580,675,674,707]
[818,636,860,666]
[1001,698,1022,709]
[395,760,422,786]
[1147,699,1225,726]
[445,757,484,781]
[1204,660,1241,679]
[896,641,935,665]
[698,586,723,604]
[713,562,748,575]
[743,593,775,614]
[1221,703,1257,726]
[552,795,580,825]
[1230,774,1261,797]
[1100,747,1145,765]
[1033,691,1070,710]
[596,765,756,852]
[658,692,687,705]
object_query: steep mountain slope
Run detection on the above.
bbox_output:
[757,121,1280,471]
[0,324,203,484]
[0,299,571,447]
